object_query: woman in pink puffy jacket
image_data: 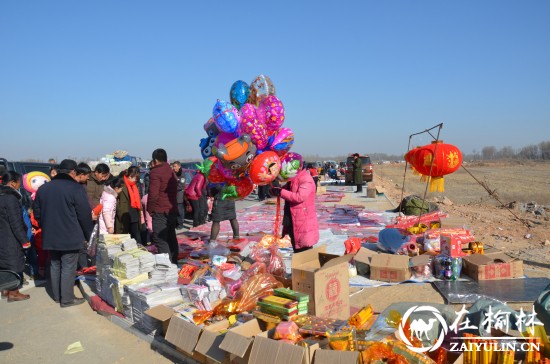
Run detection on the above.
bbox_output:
[271,165,319,253]
[99,177,124,234]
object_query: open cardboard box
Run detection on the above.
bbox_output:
[292,246,353,320]
[165,314,229,363]
[462,250,524,281]
[144,305,176,336]
[353,247,378,277]
[312,349,359,364]
[219,319,264,364]
[369,253,411,283]
[248,328,321,364]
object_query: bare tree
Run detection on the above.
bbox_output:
[539,141,550,160]
[482,146,497,160]
[518,145,539,160]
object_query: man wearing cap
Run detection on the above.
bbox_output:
[33,159,93,307]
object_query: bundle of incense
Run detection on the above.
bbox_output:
[497,349,514,364]
[273,287,310,303]
[258,301,298,317]
[252,310,281,325]
[348,304,373,328]
[259,295,298,308]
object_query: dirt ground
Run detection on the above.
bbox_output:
[372,161,550,278]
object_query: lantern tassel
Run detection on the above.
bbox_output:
[429,176,445,192]
[410,165,421,176]
[420,174,429,182]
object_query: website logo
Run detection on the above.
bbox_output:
[399,305,448,353]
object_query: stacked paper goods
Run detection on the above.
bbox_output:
[126,282,184,335]
[184,276,226,312]
[149,254,179,283]
[113,248,156,280]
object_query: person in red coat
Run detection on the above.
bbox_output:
[147,149,179,263]
[184,171,207,227]
[271,166,319,253]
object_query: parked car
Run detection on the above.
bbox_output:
[0,158,55,209]
[344,154,373,185]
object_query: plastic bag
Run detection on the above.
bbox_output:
[87,224,100,257]
[273,321,302,343]
[213,273,282,316]
[327,328,356,351]
[239,262,267,283]
[344,237,362,255]
[250,244,285,277]
[208,242,230,260]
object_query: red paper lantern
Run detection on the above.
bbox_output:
[405,141,462,192]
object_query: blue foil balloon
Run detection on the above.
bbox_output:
[213,100,240,134]
[230,80,250,110]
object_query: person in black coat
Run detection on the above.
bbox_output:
[208,185,239,242]
[0,171,31,302]
[33,159,93,307]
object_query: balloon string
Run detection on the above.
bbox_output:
[274,196,281,239]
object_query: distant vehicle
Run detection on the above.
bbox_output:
[180,161,201,170]
[344,154,373,185]
[0,158,54,209]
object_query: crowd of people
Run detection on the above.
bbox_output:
[0,150,324,305]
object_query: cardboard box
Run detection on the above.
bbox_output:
[369,253,411,283]
[462,251,523,281]
[440,235,465,257]
[313,349,359,364]
[248,329,319,364]
[219,319,263,362]
[194,320,231,364]
[292,246,352,320]
[353,247,378,276]
[144,305,176,336]
[165,313,229,363]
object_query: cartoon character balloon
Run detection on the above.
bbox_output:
[229,80,250,110]
[215,134,258,174]
[237,103,269,150]
[23,171,51,200]
[249,151,281,185]
[213,100,241,134]
[222,176,255,201]
[270,127,294,157]
[258,95,285,132]
[248,75,276,107]
[278,152,303,183]
[201,118,221,158]
[207,161,228,183]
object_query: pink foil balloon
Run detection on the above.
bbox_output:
[259,95,285,132]
[237,103,268,150]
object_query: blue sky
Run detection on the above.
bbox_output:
[1,1,549,162]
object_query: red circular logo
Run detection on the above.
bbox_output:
[325,278,341,302]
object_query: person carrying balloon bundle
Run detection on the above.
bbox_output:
[271,155,319,253]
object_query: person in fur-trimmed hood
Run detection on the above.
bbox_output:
[99,177,124,234]
[271,162,319,253]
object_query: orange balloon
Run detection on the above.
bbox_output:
[248,152,281,186]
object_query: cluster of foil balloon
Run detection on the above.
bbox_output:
[198,75,302,200]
